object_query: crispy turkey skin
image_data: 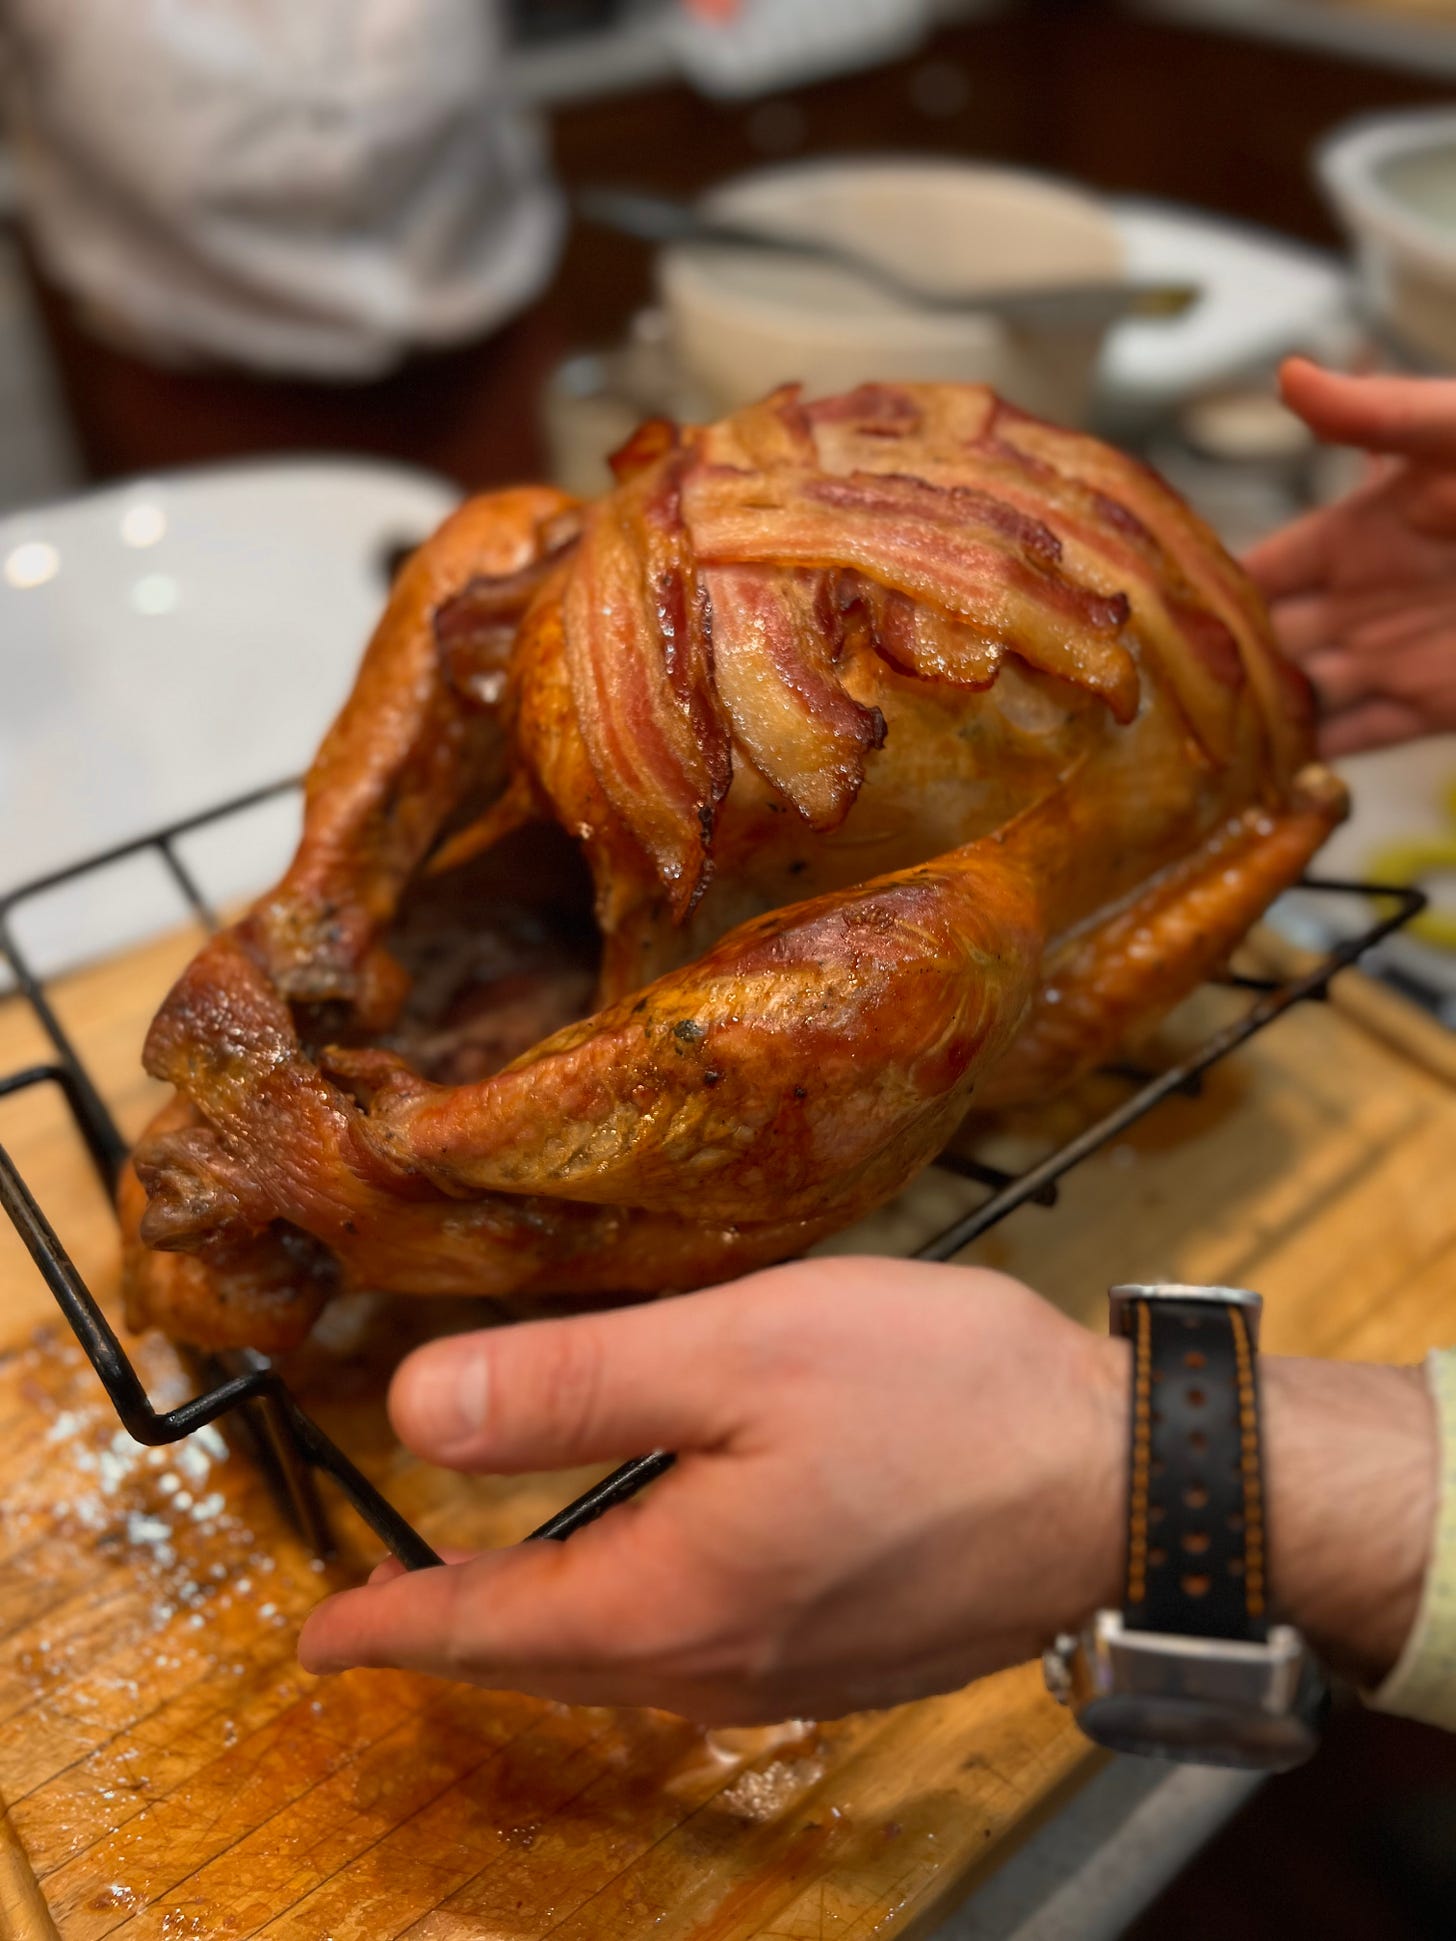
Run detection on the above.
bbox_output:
[123,384,1346,1349]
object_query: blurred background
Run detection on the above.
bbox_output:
[6,0,1456,1012]
[3,0,1455,513]
[2,5,1456,1934]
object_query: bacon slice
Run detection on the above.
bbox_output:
[762,379,1281,765]
[609,416,680,484]
[705,565,885,827]
[867,585,1004,688]
[803,382,996,481]
[699,383,818,473]
[783,382,1248,757]
[956,433,1247,762]
[683,461,1139,721]
[805,383,925,430]
[983,400,1305,777]
[563,461,730,916]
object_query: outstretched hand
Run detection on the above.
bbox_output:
[298,1259,1126,1722]
[1245,358,1456,757]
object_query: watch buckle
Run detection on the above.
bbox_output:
[1108,1281,1264,1348]
[1045,1610,1323,1770]
[1075,1609,1305,1704]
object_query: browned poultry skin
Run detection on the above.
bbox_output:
[124,383,1346,1348]
[248,486,578,1014]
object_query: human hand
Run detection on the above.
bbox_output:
[1244,358,1456,757]
[299,1258,1128,1722]
[298,1255,1435,1719]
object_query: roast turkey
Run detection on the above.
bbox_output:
[121,383,1345,1349]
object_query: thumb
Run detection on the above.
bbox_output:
[388,1284,757,1473]
[1279,358,1456,461]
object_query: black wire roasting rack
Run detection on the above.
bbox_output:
[0,779,1428,1573]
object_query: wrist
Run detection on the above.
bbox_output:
[1043,1297,1432,1770]
[1261,1356,1437,1686]
[1057,1332,1131,1629]
[1060,1336,1438,1689]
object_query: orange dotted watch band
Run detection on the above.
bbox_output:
[1121,1295,1269,1642]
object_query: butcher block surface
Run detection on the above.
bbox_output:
[1,917,1455,1940]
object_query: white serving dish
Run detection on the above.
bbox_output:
[1097,198,1353,430]
[0,458,458,979]
[660,158,1126,425]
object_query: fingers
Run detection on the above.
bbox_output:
[1301,647,1375,714]
[1257,574,1452,683]
[300,1509,703,1699]
[1258,604,1387,722]
[368,1543,476,1585]
[1320,697,1429,759]
[1260,590,1338,664]
[302,1532,619,1680]
[1281,601,1456,753]
[389,1285,758,1472]
[1244,502,1340,604]
[1279,358,1456,463]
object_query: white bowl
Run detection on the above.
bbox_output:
[1318,108,1456,369]
[660,158,1125,424]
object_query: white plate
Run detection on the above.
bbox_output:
[1100,198,1355,422]
[0,458,458,979]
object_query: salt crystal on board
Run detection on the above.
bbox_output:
[126,1513,172,1548]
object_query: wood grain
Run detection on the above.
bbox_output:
[0,929,1454,1939]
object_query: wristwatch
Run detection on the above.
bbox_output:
[1043,1282,1328,1770]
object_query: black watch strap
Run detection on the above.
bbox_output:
[1114,1285,1268,1644]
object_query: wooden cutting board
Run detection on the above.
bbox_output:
[2,918,1455,1941]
